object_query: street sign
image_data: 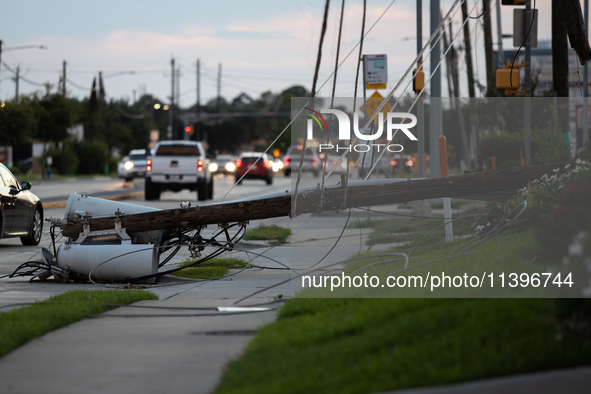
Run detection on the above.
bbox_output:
[359,91,393,119]
[575,105,591,129]
[513,9,538,48]
[364,54,388,89]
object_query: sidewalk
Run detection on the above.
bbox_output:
[0,209,368,393]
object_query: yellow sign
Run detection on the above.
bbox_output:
[359,91,393,119]
[366,83,387,89]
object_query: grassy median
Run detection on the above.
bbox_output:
[215,212,591,393]
[171,257,249,279]
[0,289,157,358]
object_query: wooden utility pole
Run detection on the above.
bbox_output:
[563,0,591,64]
[482,0,495,96]
[461,1,476,97]
[552,0,570,137]
[61,161,575,238]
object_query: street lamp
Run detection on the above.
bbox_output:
[0,41,47,98]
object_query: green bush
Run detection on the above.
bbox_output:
[479,123,571,170]
[9,166,22,175]
[46,143,80,175]
[72,140,108,174]
[478,131,524,170]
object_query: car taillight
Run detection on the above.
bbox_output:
[197,159,203,172]
[262,160,267,168]
[146,159,152,172]
[236,160,242,168]
[390,160,398,166]
[284,156,289,166]
[312,157,317,167]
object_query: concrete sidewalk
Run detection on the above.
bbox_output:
[0,212,369,393]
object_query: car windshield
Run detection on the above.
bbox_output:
[290,147,315,156]
[241,157,263,164]
[129,154,148,161]
[156,144,200,156]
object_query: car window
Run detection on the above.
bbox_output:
[129,154,148,160]
[155,144,201,156]
[0,166,19,189]
[241,156,266,164]
[289,147,316,156]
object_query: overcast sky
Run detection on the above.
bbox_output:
[0,0,553,106]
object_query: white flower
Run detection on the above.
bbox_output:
[576,158,582,164]
[553,168,560,173]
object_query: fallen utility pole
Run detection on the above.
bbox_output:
[61,162,573,238]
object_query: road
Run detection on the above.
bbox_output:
[0,170,359,284]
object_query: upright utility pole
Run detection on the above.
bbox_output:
[196,58,203,142]
[584,0,589,146]
[196,59,201,112]
[14,66,19,99]
[62,60,67,97]
[524,0,533,165]
[495,0,505,67]
[168,57,175,139]
[0,40,3,99]
[176,66,180,110]
[482,0,495,96]
[429,0,442,178]
[217,63,222,112]
[461,1,475,97]
[417,0,425,178]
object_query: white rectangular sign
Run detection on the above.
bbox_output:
[364,54,388,85]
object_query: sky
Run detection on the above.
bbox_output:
[0,0,554,107]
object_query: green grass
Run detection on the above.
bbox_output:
[347,214,476,246]
[244,224,291,244]
[0,289,157,358]
[214,207,591,393]
[215,297,591,394]
[171,257,248,279]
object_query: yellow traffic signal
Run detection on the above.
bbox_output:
[496,64,524,95]
[413,68,425,93]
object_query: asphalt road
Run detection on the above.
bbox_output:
[0,171,331,279]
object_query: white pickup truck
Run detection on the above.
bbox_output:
[145,140,214,201]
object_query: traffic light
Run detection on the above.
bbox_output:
[496,64,524,95]
[184,125,194,135]
[413,68,425,93]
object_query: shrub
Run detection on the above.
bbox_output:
[72,140,108,174]
[46,143,80,175]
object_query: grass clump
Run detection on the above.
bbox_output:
[215,297,591,394]
[244,224,291,244]
[172,257,248,279]
[0,289,157,358]
[347,214,475,246]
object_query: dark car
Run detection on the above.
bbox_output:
[235,153,273,185]
[0,163,43,245]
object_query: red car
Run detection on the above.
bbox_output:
[235,153,273,185]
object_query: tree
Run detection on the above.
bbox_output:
[0,97,35,146]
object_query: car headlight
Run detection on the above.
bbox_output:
[209,163,219,172]
[124,161,134,170]
[225,162,236,172]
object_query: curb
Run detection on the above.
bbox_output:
[42,191,145,210]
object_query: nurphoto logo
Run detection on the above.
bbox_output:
[304,107,417,153]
